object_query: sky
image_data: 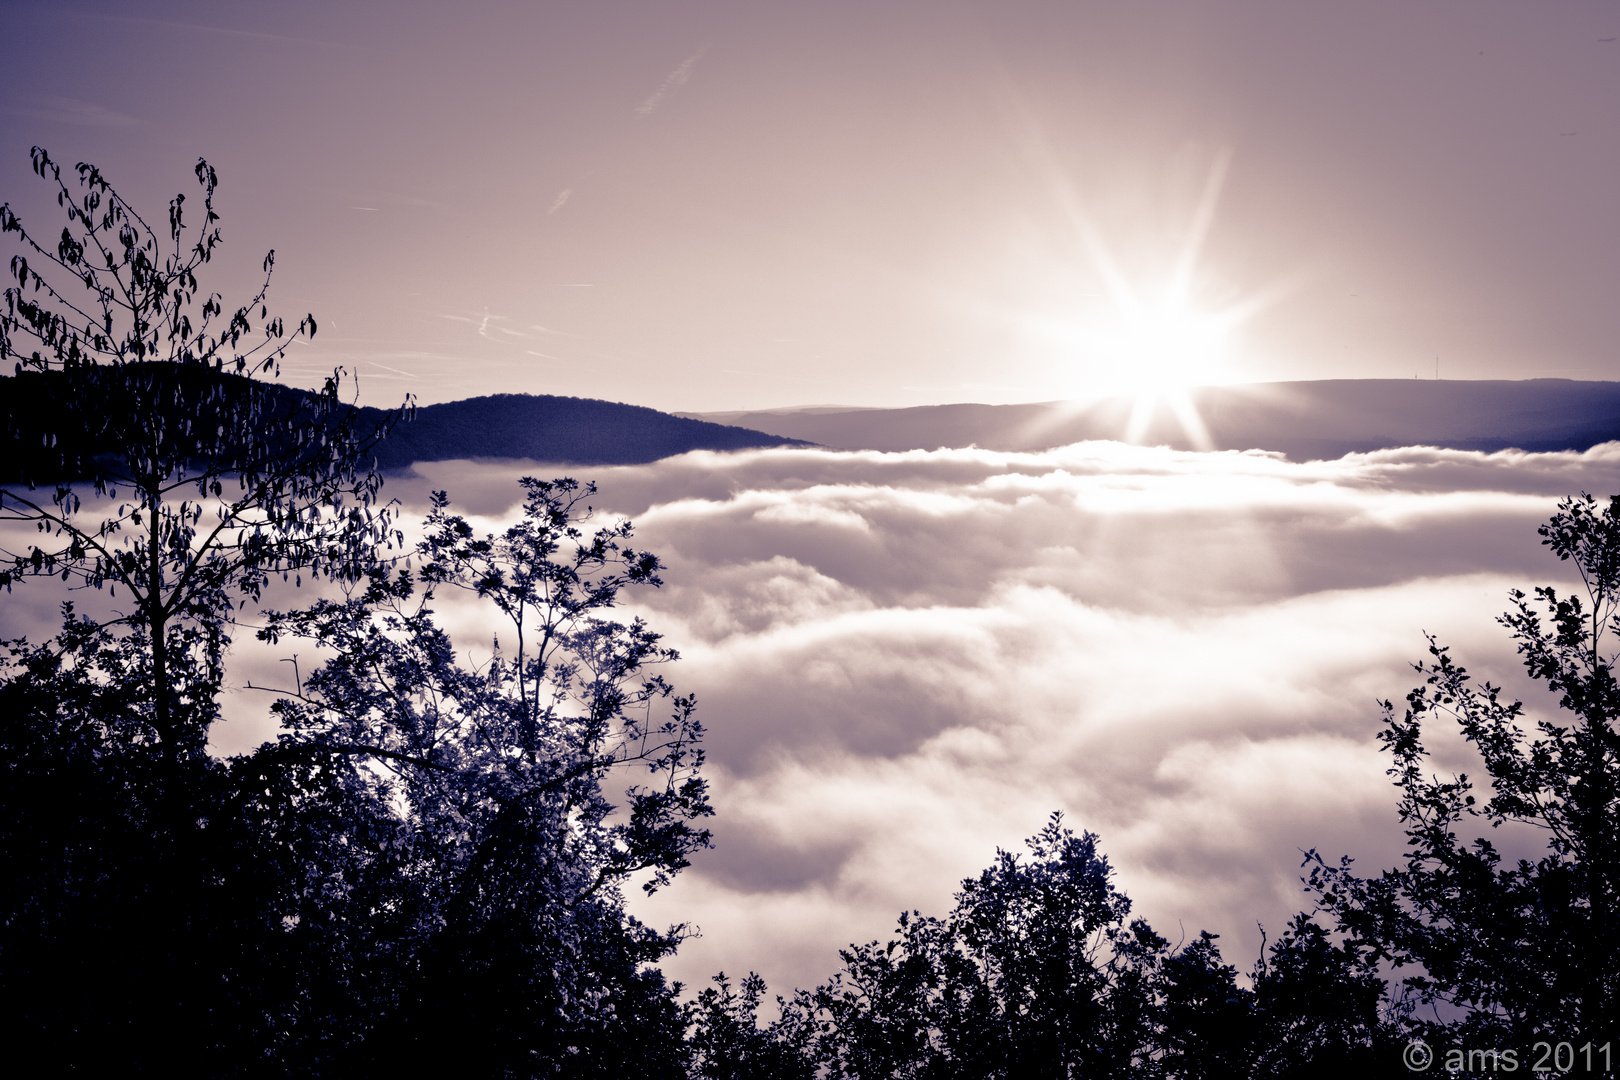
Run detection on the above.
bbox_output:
[5,0,1620,411]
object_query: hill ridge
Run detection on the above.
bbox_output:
[0,368,812,483]
[682,378,1620,460]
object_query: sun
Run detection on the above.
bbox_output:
[1096,288,1240,449]
[1079,155,1243,448]
[1015,148,1278,450]
[1106,295,1228,394]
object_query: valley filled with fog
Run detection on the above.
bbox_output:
[361,442,1620,994]
[13,437,1616,998]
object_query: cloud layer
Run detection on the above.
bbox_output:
[390,442,1620,995]
[9,440,1618,998]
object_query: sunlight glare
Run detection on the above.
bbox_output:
[1027,148,1276,450]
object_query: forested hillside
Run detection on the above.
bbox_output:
[1,367,809,483]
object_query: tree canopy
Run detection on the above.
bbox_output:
[1,147,407,762]
[687,816,1393,1079]
[0,150,708,1077]
[1308,492,1620,1051]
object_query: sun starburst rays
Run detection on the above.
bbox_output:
[1072,153,1235,449]
[1005,145,1286,452]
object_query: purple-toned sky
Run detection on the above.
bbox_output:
[10,0,1620,1005]
[6,0,1620,411]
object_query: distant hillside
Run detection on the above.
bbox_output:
[356,393,810,469]
[15,370,1619,482]
[0,368,810,483]
[683,379,1620,460]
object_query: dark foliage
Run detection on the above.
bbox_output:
[1,147,406,763]
[0,611,393,1075]
[259,478,711,1075]
[0,151,706,1077]
[0,375,815,482]
[690,819,1412,1080]
[688,973,819,1080]
[1248,914,1391,1077]
[1,483,710,1076]
[1157,931,1254,1078]
[1309,492,1620,1050]
[689,817,1396,1079]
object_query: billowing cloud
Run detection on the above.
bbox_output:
[8,440,1618,1000]
[382,442,1620,995]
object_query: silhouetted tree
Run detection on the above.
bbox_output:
[688,972,819,1080]
[744,816,1169,1078]
[1,148,405,758]
[258,479,710,1075]
[0,147,413,1074]
[0,151,707,1077]
[1157,931,1253,1078]
[1248,913,1393,1077]
[1308,492,1620,1049]
[945,818,1164,1077]
[705,816,1414,1079]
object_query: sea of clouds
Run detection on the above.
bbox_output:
[394,441,1620,997]
[10,439,1620,998]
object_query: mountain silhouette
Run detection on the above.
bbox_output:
[11,371,1620,484]
[0,368,809,483]
[683,379,1620,460]
[357,392,810,469]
